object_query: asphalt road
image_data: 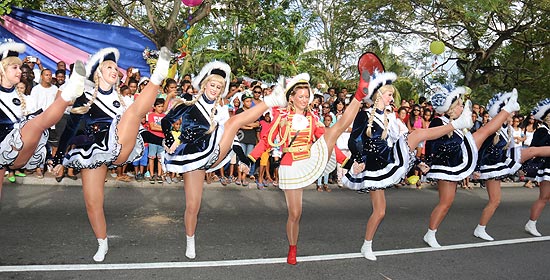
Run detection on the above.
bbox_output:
[0,183,548,279]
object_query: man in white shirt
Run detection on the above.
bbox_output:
[28,69,58,114]
[28,69,59,170]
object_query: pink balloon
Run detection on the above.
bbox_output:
[182,0,203,7]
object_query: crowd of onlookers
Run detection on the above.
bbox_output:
[7,58,540,190]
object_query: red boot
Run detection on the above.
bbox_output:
[355,52,385,101]
[287,245,297,265]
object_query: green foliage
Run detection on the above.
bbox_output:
[188,0,309,81]
[3,0,548,107]
[1,0,42,17]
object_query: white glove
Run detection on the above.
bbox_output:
[150,47,171,85]
[502,88,520,113]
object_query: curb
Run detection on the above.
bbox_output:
[4,174,531,191]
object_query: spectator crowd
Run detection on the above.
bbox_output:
[8,57,540,191]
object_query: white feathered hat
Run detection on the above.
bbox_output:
[532,98,550,121]
[366,71,397,102]
[430,84,466,114]
[487,88,516,118]
[85,47,119,82]
[193,61,232,98]
[0,42,25,61]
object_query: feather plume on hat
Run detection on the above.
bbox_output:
[365,71,397,102]
[0,42,25,61]
[430,84,466,114]
[532,98,550,121]
[487,89,516,118]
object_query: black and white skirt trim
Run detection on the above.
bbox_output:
[426,132,478,182]
[63,115,144,170]
[343,135,413,191]
[478,146,522,180]
[0,113,48,170]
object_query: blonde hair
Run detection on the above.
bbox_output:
[170,74,226,134]
[287,84,311,114]
[0,56,22,85]
[1,57,28,115]
[365,85,392,139]
[493,124,514,149]
[71,60,126,114]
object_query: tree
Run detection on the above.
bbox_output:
[106,0,212,49]
[188,0,310,81]
[363,0,550,108]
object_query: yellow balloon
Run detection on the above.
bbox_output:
[430,41,445,55]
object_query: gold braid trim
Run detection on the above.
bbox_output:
[268,114,290,147]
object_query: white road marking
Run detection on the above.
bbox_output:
[1,236,549,272]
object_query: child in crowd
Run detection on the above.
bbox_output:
[165,119,182,184]
[257,112,274,189]
[316,114,334,192]
[147,98,166,184]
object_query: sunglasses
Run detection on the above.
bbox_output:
[253,91,262,94]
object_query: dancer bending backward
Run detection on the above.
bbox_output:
[471,89,523,241]
[523,99,550,237]
[422,85,520,248]
[52,47,171,262]
[247,58,388,265]
[160,62,287,260]
[0,42,85,200]
[342,54,474,261]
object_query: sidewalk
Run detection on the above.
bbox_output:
[4,172,530,190]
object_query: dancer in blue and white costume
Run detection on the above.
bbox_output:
[524,99,550,237]
[472,89,522,241]
[161,61,287,259]
[423,85,520,248]
[342,53,474,261]
[0,41,84,201]
[53,47,171,262]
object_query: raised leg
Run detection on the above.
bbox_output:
[473,110,511,149]
[212,103,270,167]
[113,47,170,165]
[324,101,361,156]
